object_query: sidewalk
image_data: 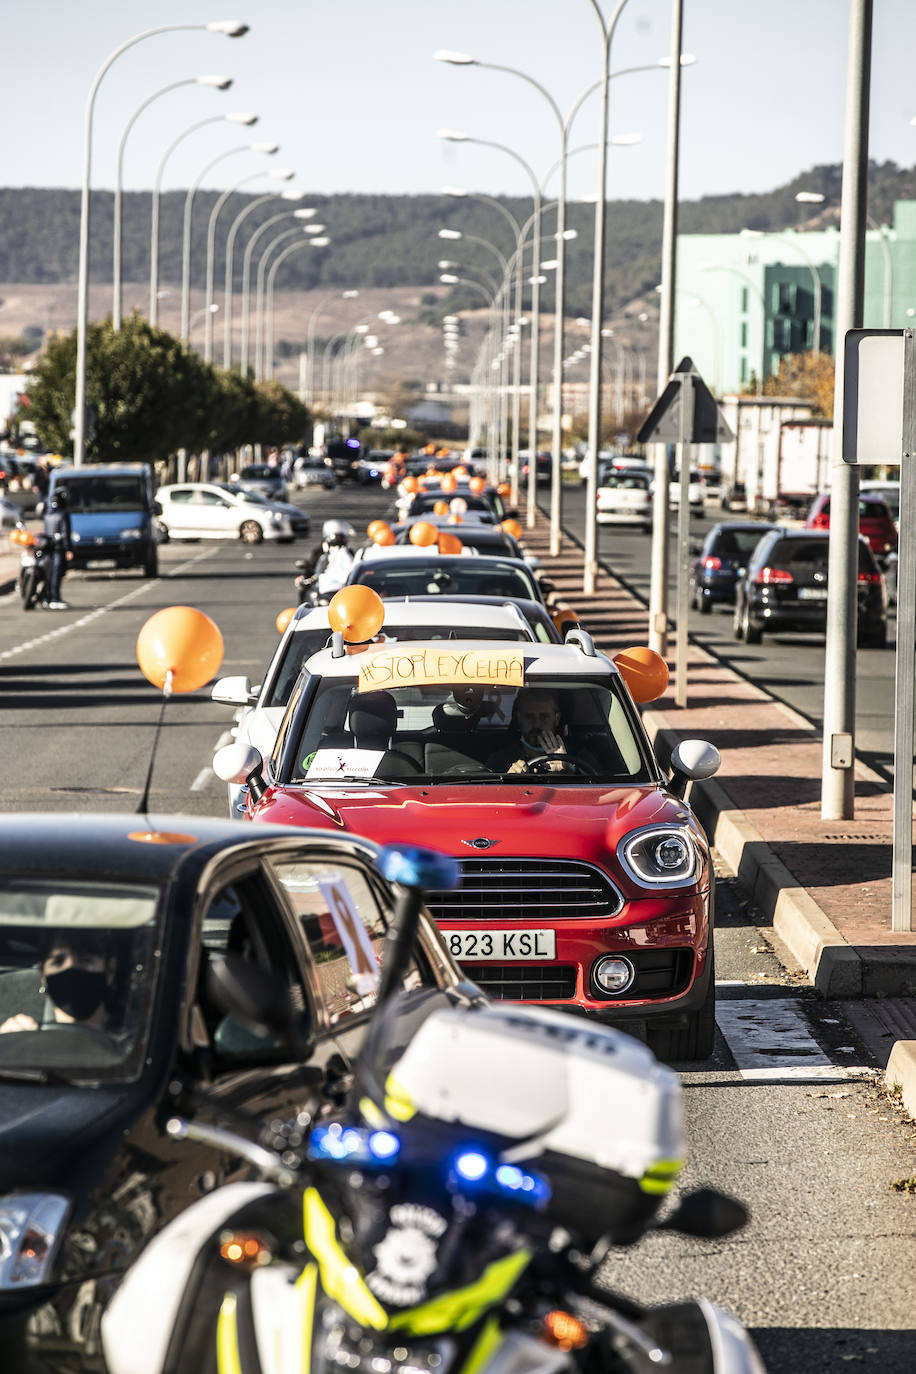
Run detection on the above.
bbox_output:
[525,514,916,1118]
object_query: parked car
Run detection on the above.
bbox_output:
[0,454,41,515]
[230,462,288,502]
[805,491,898,563]
[596,468,653,532]
[0,494,22,529]
[46,463,161,577]
[733,527,887,648]
[155,482,298,544]
[0,811,471,1367]
[212,598,546,815]
[294,457,336,490]
[215,636,721,1060]
[691,521,777,613]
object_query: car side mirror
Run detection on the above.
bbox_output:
[151,500,163,517]
[668,739,720,801]
[213,742,268,802]
[211,675,257,707]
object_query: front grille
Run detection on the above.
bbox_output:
[426,858,623,923]
[464,964,577,1001]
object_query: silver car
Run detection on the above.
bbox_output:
[230,463,288,502]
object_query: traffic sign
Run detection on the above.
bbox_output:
[842,328,916,464]
[637,357,733,445]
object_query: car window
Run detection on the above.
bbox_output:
[717,528,769,559]
[272,859,421,1024]
[199,490,231,507]
[59,476,148,511]
[859,499,891,520]
[0,880,161,1082]
[768,538,829,570]
[169,488,194,505]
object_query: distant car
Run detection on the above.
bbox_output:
[156,482,298,544]
[215,484,311,538]
[0,495,23,529]
[212,598,545,816]
[805,491,898,563]
[733,527,887,648]
[0,454,41,515]
[721,481,748,513]
[294,457,336,490]
[859,479,900,527]
[596,468,653,532]
[396,484,510,524]
[658,468,705,518]
[391,518,523,559]
[691,521,777,614]
[231,463,288,503]
[520,451,552,485]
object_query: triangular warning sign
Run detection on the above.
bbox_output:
[637,357,734,445]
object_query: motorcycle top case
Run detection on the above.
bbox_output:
[383,1003,685,1242]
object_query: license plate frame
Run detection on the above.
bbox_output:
[441,929,557,961]
[797,587,828,600]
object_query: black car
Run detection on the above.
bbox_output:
[346,554,547,605]
[733,528,887,648]
[392,518,523,559]
[0,812,470,1367]
[521,451,553,486]
[691,521,776,613]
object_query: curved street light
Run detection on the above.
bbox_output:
[113,74,232,330]
[222,191,311,368]
[305,290,360,409]
[255,231,331,380]
[74,18,249,464]
[239,209,318,374]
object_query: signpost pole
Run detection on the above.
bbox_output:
[892,330,916,932]
[675,375,694,707]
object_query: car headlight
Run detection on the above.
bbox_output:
[270,511,284,525]
[0,1193,71,1288]
[618,825,700,886]
[119,527,142,539]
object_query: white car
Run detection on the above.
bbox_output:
[596,468,653,532]
[654,468,706,518]
[155,482,297,544]
[211,598,543,815]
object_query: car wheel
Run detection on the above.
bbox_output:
[743,602,762,645]
[143,552,159,578]
[696,586,711,614]
[155,520,170,544]
[240,520,263,545]
[646,950,716,1063]
[733,599,745,640]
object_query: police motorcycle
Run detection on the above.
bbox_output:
[11,521,51,609]
[102,846,765,1374]
[295,520,357,607]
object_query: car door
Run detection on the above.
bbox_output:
[161,486,198,538]
[194,487,241,538]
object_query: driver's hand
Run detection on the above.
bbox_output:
[536,729,566,754]
[0,1013,39,1033]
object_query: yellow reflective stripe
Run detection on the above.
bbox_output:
[216,1292,243,1374]
[383,1073,415,1122]
[389,1249,531,1335]
[294,1262,318,1374]
[359,1095,387,1129]
[458,1317,503,1374]
[639,1158,683,1195]
[302,1189,388,1330]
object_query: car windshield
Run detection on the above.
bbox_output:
[713,528,770,559]
[600,472,651,491]
[409,491,507,521]
[241,466,276,480]
[62,476,147,512]
[217,483,270,506]
[0,881,161,1083]
[351,559,540,602]
[289,676,652,785]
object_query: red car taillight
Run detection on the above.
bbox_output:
[857,570,882,585]
[812,514,830,529]
[755,566,794,585]
[702,555,722,570]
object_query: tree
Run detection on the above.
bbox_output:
[760,352,835,418]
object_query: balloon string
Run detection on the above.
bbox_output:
[136,690,170,817]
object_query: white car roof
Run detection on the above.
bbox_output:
[305,639,617,681]
[290,600,535,637]
[357,543,476,563]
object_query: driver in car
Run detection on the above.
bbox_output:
[486,688,577,774]
[0,931,118,1034]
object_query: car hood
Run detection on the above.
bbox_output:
[0,1082,127,1184]
[254,782,701,888]
[71,511,148,535]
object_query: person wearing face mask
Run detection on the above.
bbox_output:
[0,930,116,1033]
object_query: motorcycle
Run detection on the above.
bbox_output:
[102,845,765,1374]
[12,523,50,609]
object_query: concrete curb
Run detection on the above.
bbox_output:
[886,1040,916,1120]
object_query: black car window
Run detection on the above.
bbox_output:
[273,860,421,1025]
[353,562,538,602]
[715,528,768,559]
[768,539,830,571]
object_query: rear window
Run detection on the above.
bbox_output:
[758,537,876,574]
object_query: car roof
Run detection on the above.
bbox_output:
[304,639,618,681]
[357,544,477,563]
[52,464,150,479]
[288,599,536,635]
[382,594,561,640]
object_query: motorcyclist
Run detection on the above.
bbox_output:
[43,486,73,610]
[297,519,357,601]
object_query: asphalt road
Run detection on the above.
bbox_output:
[0,481,913,1369]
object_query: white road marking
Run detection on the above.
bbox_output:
[190,730,235,792]
[715,998,871,1082]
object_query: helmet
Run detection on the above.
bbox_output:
[322,519,355,545]
[49,487,69,509]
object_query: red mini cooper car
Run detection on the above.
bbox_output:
[215,634,721,1060]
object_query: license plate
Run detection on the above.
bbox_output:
[441,929,557,961]
[797,587,828,600]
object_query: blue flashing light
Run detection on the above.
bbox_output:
[368,1130,401,1161]
[378,845,461,892]
[495,1165,524,1190]
[346,438,360,449]
[455,1150,489,1182]
[495,1164,550,1205]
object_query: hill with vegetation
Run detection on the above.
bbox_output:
[1,160,914,329]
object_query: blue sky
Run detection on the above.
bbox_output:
[7,1,916,205]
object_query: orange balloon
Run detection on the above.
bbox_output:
[453,466,468,479]
[438,532,463,555]
[468,476,486,494]
[374,526,396,546]
[501,518,523,540]
[433,499,449,516]
[328,585,385,642]
[402,475,419,493]
[409,520,439,547]
[440,473,457,494]
[552,608,580,636]
[367,519,388,540]
[613,646,669,704]
[425,467,439,477]
[276,606,296,633]
[497,482,511,497]
[136,606,224,694]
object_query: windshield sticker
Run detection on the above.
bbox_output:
[317,878,380,996]
[305,748,385,779]
[358,647,524,691]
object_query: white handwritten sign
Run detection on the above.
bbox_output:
[358,648,525,692]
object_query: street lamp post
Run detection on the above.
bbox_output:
[262,235,331,381]
[306,291,360,411]
[181,139,279,341]
[700,263,767,392]
[222,192,311,368]
[149,110,258,327]
[239,209,316,374]
[74,19,249,464]
[113,74,232,330]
